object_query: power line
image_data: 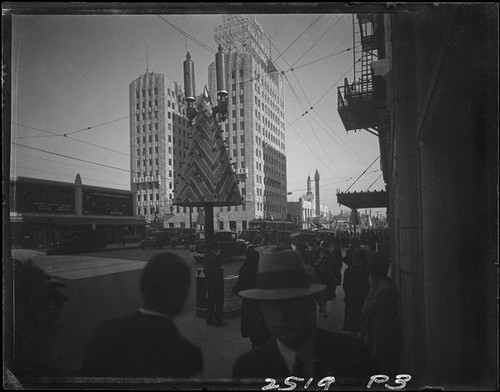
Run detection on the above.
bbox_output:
[284,59,358,130]
[14,142,136,175]
[156,15,216,54]
[273,15,324,64]
[345,155,380,192]
[291,15,345,68]
[307,110,368,167]
[283,71,344,178]
[14,123,129,156]
[367,173,384,190]
[291,47,352,72]
[64,115,131,136]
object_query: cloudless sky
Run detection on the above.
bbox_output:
[10,9,385,215]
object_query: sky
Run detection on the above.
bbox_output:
[9,7,385,216]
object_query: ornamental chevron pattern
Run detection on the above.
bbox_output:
[173,86,243,207]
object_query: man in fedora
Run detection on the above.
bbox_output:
[232,250,376,381]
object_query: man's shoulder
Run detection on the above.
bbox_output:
[315,328,373,359]
[233,339,278,377]
[235,338,276,364]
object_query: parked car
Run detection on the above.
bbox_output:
[46,229,107,254]
[140,231,177,250]
[190,231,246,263]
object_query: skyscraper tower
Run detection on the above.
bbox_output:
[315,169,320,216]
[207,15,287,230]
[129,71,192,225]
[307,174,312,195]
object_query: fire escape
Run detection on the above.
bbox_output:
[337,13,389,211]
[337,14,386,136]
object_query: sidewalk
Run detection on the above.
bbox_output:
[175,311,251,380]
[175,272,347,380]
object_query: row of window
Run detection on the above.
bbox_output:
[136,134,158,144]
[137,147,159,155]
[137,158,160,167]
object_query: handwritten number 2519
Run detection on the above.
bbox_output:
[263,377,335,391]
[262,374,412,391]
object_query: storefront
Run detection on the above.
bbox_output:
[10,175,146,249]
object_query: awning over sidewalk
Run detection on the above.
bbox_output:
[50,217,147,226]
[336,190,388,209]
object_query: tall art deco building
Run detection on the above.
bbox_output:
[129,71,196,226]
[208,15,288,231]
[130,15,287,232]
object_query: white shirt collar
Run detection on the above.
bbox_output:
[138,307,171,320]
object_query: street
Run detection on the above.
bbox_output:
[85,246,246,314]
[12,245,246,316]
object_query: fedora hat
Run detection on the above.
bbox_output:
[239,250,325,300]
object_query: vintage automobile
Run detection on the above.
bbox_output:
[46,229,108,254]
[190,230,246,263]
[140,230,176,250]
[238,229,261,246]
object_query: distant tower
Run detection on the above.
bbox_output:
[315,169,320,216]
[307,174,311,194]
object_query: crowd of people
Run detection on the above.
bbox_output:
[11,227,400,382]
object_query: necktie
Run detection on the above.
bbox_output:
[292,354,304,375]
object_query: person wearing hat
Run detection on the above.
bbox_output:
[232,250,376,380]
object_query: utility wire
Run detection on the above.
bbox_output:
[367,173,384,191]
[156,15,216,54]
[14,142,137,175]
[291,15,345,68]
[285,59,359,130]
[14,123,129,156]
[345,155,380,193]
[291,47,352,72]
[283,73,342,178]
[64,115,131,136]
[273,15,324,64]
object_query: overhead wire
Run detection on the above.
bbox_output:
[291,15,345,68]
[282,73,343,177]
[14,142,138,175]
[290,47,352,72]
[156,15,216,54]
[344,155,380,193]
[367,173,384,191]
[14,123,129,156]
[287,169,381,198]
[272,15,324,64]
[64,115,131,136]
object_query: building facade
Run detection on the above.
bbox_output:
[129,71,203,228]
[337,8,497,387]
[206,15,288,232]
[10,175,146,248]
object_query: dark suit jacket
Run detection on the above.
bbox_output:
[232,328,376,382]
[82,312,202,378]
[203,250,224,293]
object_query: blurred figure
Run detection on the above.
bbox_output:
[232,244,271,348]
[362,254,401,376]
[342,248,369,337]
[203,242,226,327]
[232,250,376,379]
[343,243,357,267]
[82,252,202,377]
[13,259,67,377]
[327,242,343,298]
[313,246,335,317]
